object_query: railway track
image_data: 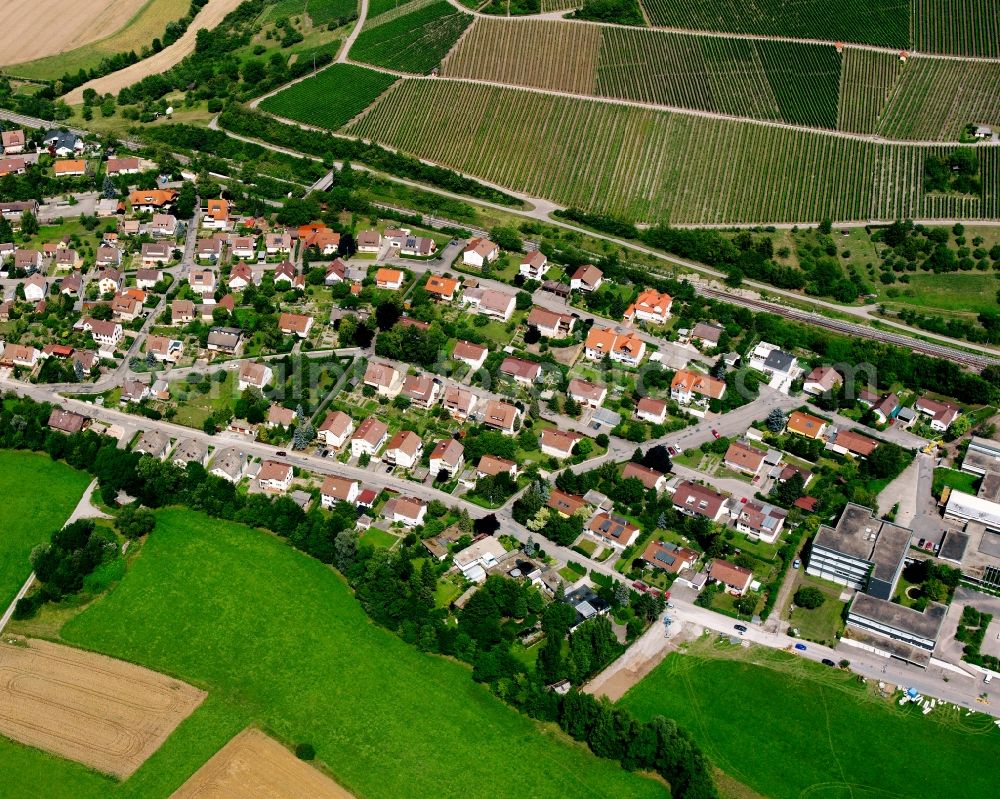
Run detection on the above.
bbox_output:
[697,287,1000,371]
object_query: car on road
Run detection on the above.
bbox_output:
[667,446,676,455]
[734,624,747,634]
[821,658,836,667]
[275,450,287,456]
[793,558,801,569]
[794,643,807,651]
[711,428,721,439]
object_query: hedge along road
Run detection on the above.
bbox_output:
[63,0,247,104]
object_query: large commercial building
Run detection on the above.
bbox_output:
[806,504,911,599]
[846,594,947,655]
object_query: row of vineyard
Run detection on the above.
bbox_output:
[259,64,398,130]
[836,49,902,133]
[351,1,472,74]
[346,79,995,224]
[441,18,841,127]
[639,0,910,47]
[910,0,1000,58]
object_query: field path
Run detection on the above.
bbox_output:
[338,0,370,64]
[64,0,246,104]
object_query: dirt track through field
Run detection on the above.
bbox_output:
[64,0,246,104]
[170,728,357,799]
[0,637,205,778]
[0,0,147,67]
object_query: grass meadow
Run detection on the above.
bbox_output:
[0,508,667,799]
[0,451,91,612]
[620,642,1000,799]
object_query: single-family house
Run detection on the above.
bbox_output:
[526,306,574,338]
[625,288,672,324]
[734,500,787,544]
[570,264,603,293]
[206,327,243,354]
[172,299,196,325]
[0,343,39,369]
[188,270,216,295]
[636,396,668,425]
[324,259,348,285]
[2,129,26,155]
[568,377,607,408]
[787,410,827,440]
[351,416,389,458]
[482,399,521,434]
[429,438,464,478]
[364,361,403,398]
[872,393,899,425]
[111,292,143,321]
[321,475,360,508]
[48,408,89,434]
[120,377,151,404]
[210,447,248,483]
[708,559,754,596]
[401,373,441,408]
[690,322,724,349]
[145,334,182,363]
[95,246,122,268]
[463,237,500,268]
[584,326,646,366]
[278,312,314,338]
[266,405,295,429]
[424,274,459,301]
[672,480,728,521]
[129,189,176,214]
[589,512,640,549]
[317,410,354,448]
[914,396,961,431]
[171,438,208,467]
[141,242,172,267]
[500,356,541,385]
[0,157,26,177]
[382,496,428,528]
[642,540,699,574]
[134,430,170,460]
[452,340,488,371]
[258,460,293,493]
[477,455,518,479]
[203,199,231,230]
[135,268,162,290]
[724,441,765,475]
[622,461,667,492]
[149,214,177,237]
[826,428,879,459]
[54,159,87,177]
[356,230,382,253]
[238,361,273,391]
[23,274,47,302]
[803,366,841,395]
[42,130,83,157]
[540,428,581,459]
[265,231,293,255]
[519,251,548,280]
[461,287,516,321]
[96,267,124,295]
[444,385,478,419]
[231,236,256,261]
[197,238,225,263]
[105,157,141,177]
[14,248,42,273]
[81,318,123,356]
[670,369,726,405]
[548,489,587,517]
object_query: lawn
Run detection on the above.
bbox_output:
[880,272,1000,316]
[620,645,1000,799]
[787,573,846,646]
[358,526,398,548]
[0,451,92,612]
[30,509,665,799]
[932,467,980,498]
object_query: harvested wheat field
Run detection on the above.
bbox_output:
[0,0,147,67]
[170,728,356,799]
[64,0,245,104]
[0,638,205,778]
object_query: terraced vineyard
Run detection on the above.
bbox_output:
[259,64,397,129]
[877,58,1000,141]
[352,0,472,73]
[836,48,902,133]
[640,0,910,47]
[347,79,994,224]
[441,18,842,127]
[911,0,1000,57]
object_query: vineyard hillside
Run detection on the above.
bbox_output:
[259,63,397,129]
[910,0,1000,58]
[346,78,998,224]
[351,0,472,74]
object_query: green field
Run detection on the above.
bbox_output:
[621,645,1000,799]
[346,78,1000,224]
[352,1,472,74]
[7,0,191,80]
[12,509,666,799]
[0,451,91,612]
[932,466,980,498]
[443,19,842,128]
[639,0,909,47]
[260,63,397,129]
[881,272,1000,315]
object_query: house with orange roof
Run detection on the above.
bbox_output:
[584,326,646,367]
[787,411,827,439]
[129,189,177,213]
[424,274,459,301]
[376,268,405,290]
[625,288,672,324]
[54,159,87,177]
[670,369,726,405]
[203,198,230,230]
[278,312,314,338]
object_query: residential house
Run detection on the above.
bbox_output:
[149,214,177,237]
[872,393,899,425]
[54,159,87,177]
[23,274,47,302]
[134,430,170,460]
[140,242,172,267]
[351,417,389,458]
[635,396,667,425]
[787,411,827,440]
[804,366,842,396]
[188,270,216,295]
[482,399,521,434]
[452,340,488,371]
[59,273,82,296]
[0,200,39,222]
[690,322,724,349]
[197,238,224,263]
[500,357,541,385]
[321,476,360,508]
[356,230,381,253]
[171,438,208,467]
[273,261,298,287]
[14,248,42,273]
[568,378,607,408]
[210,448,248,482]
[708,559,754,596]
[105,157,141,176]
[324,259,348,285]
[734,500,787,544]
[540,428,581,459]
[203,199,231,230]
[120,377,150,404]
[0,343,39,369]
[111,292,143,321]
[670,369,726,405]
[461,287,516,321]
[477,455,518,479]
[129,189,176,213]
[443,385,478,419]
[429,439,464,478]
[42,130,83,156]
[584,326,646,366]
[642,540,698,574]
[278,312,314,339]
[519,251,548,280]
[826,428,879,459]
[229,236,255,261]
[363,361,403,398]
[228,262,256,291]
[265,231,293,256]
[172,299,196,325]
[548,489,587,517]
[401,373,440,408]
[570,264,603,293]
[399,235,436,257]
[145,334,182,363]
[0,157,26,177]
[621,461,667,492]
[724,441,765,475]
[424,274,459,301]
[589,512,640,548]
[2,129,26,155]
[625,288,672,324]
[266,405,295,429]
[81,318,123,356]
[526,306,574,338]
[453,536,506,582]
[238,361,273,391]
[258,460,293,493]
[318,410,354,448]
[135,268,162,290]
[48,409,89,434]
[749,341,801,391]
[915,396,961,431]
[96,267,124,295]
[206,327,242,354]
[463,237,499,268]
[382,496,427,528]
[671,480,728,521]
[95,245,122,268]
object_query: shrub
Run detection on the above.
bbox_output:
[794,586,825,609]
[295,742,316,760]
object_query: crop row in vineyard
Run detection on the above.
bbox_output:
[352,1,472,74]
[910,0,1000,58]
[259,64,398,130]
[441,19,841,127]
[837,49,902,133]
[345,78,993,224]
[639,0,909,48]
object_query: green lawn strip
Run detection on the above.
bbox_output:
[620,651,999,799]
[358,526,398,548]
[59,508,663,799]
[260,64,398,131]
[0,451,91,612]
[932,467,980,498]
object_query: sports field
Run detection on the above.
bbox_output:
[620,643,1000,799]
[0,451,91,613]
[11,509,664,799]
